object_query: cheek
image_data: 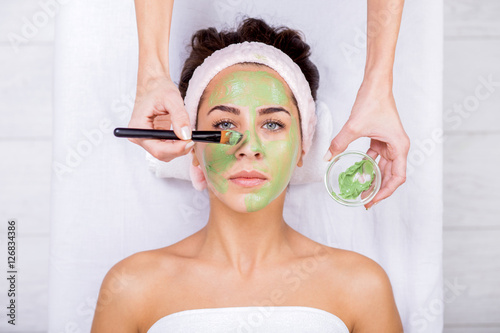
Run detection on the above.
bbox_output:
[266,140,297,175]
[203,144,236,171]
[262,117,301,174]
[202,143,237,194]
[264,141,298,193]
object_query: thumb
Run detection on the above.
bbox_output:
[323,123,360,162]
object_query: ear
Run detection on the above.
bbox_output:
[296,148,305,167]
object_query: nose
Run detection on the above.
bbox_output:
[234,129,264,160]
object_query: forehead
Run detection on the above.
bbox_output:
[203,63,294,107]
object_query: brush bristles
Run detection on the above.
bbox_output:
[220,130,242,145]
[220,130,231,144]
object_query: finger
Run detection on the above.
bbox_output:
[140,139,194,162]
[365,147,379,161]
[153,114,172,130]
[366,135,409,209]
[365,158,391,209]
[323,122,362,162]
[128,102,158,129]
[377,156,388,172]
[390,148,408,184]
[164,95,192,141]
[370,157,406,205]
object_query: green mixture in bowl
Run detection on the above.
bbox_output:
[338,160,375,200]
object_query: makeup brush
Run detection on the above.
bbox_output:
[113,128,243,145]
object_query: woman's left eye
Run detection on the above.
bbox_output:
[263,121,284,131]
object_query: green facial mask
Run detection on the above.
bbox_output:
[337,160,375,200]
[201,70,300,212]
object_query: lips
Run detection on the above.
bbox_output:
[229,170,268,187]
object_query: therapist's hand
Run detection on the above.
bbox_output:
[323,80,410,210]
[128,75,194,162]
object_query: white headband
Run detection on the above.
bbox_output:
[183,41,317,191]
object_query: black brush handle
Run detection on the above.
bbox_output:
[113,128,222,143]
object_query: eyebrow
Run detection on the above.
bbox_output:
[208,105,240,115]
[207,105,290,116]
[258,107,290,116]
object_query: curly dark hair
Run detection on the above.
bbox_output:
[178,17,319,103]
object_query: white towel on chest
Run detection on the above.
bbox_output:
[147,306,349,333]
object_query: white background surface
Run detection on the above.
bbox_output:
[0,0,498,332]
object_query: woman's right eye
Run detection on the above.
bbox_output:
[213,120,235,130]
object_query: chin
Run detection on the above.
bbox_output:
[212,187,286,214]
[218,192,267,213]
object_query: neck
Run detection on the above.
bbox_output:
[197,189,293,277]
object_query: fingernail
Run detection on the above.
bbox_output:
[323,150,333,162]
[185,141,195,150]
[181,126,191,140]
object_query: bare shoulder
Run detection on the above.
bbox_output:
[319,246,403,332]
[107,248,179,287]
[285,230,393,294]
[91,248,180,332]
[323,246,391,287]
[310,245,391,295]
[116,247,182,277]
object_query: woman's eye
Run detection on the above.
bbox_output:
[263,121,283,131]
[215,121,235,130]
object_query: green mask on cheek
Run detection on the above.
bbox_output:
[202,70,301,212]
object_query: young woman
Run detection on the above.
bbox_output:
[91,18,403,333]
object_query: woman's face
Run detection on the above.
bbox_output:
[192,64,303,213]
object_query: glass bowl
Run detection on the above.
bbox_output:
[324,150,381,207]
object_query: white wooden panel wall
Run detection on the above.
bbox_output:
[0,1,54,332]
[443,0,500,332]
